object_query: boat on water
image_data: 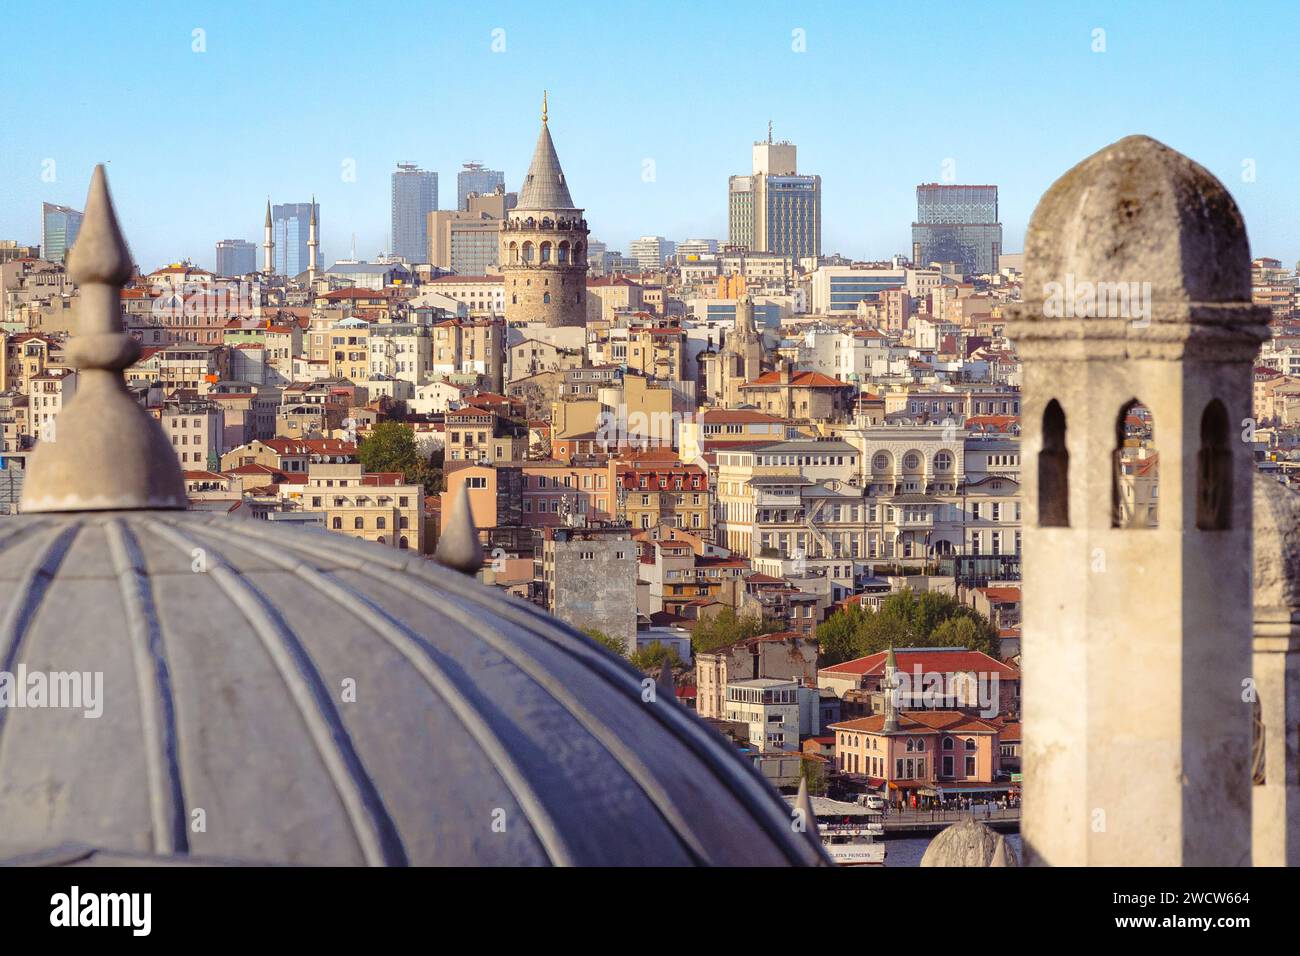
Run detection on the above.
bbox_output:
[784,794,886,866]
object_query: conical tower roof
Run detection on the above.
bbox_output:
[517,93,577,211]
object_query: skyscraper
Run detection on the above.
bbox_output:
[457,163,505,211]
[910,184,1002,276]
[726,133,820,260]
[273,202,318,277]
[500,93,588,328]
[215,239,256,277]
[41,202,84,263]
[391,163,438,263]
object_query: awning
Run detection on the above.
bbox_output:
[933,783,1014,794]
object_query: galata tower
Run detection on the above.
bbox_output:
[501,93,589,328]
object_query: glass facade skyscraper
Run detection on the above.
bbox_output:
[273,202,318,277]
[911,184,1002,275]
[41,202,83,264]
[761,176,820,260]
[391,163,438,263]
[457,163,504,211]
[215,239,256,277]
[726,138,821,259]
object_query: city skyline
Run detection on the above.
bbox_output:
[5,1,1300,272]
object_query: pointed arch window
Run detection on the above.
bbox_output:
[1038,400,1069,527]
[1197,399,1232,530]
[1113,399,1158,528]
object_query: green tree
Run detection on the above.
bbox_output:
[930,612,1000,657]
[358,422,442,495]
[630,640,682,672]
[691,607,783,654]
[816,604,867,666]
[581,626,627,658]
[814,588,1001,662]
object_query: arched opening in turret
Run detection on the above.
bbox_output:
[1197,398,1232,530]
[558,241,569,264]
[1113,399,1158,529]
[508,242,519,264]
[1038,399,1069,527]
[522,242,534,263]
[540,242,552,264]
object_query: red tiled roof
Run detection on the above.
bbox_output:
[829,710,1002,735]
[740,370,848,389]
[821,648,1020,679]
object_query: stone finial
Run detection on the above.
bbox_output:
[1252,474,1300,610]
[920,818,1019,867]
[20,165,186,513]
[541,90,548,125]
[434,482,483,574]
[1006,135,1269,362]
[795,776,820,841]
[656,658,676,701]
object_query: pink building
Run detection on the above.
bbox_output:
[828,709,1007,808]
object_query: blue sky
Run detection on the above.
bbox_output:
[2,0,1297,272]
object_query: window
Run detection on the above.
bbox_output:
[354,517,364,529]
[1197,399,1231,530]
[1113,399,1158,529]
[1039,399,1069,526]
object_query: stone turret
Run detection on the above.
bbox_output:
[1251,474,1300,865]
[500,93,589,329]
[1007,135,1270,866]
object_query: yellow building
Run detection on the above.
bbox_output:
[627,324,684,381]
[308,324,371,381]
[305,463,423,551]
[612,450,710,533]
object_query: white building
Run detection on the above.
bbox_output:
[628,236,675,272]
[724,678,802,753]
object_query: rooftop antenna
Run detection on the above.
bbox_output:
[351,232,357,260]
[767,120,773,144]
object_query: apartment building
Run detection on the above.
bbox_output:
[304,463,423,551]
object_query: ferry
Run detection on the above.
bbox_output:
[785,794,886,866]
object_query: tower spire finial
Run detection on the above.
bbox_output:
[20,165,185,513]
[542,90,548,125]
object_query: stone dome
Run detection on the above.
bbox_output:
[1021,135,1251,307]
[0,167,826,867]
[0,511,824,865]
